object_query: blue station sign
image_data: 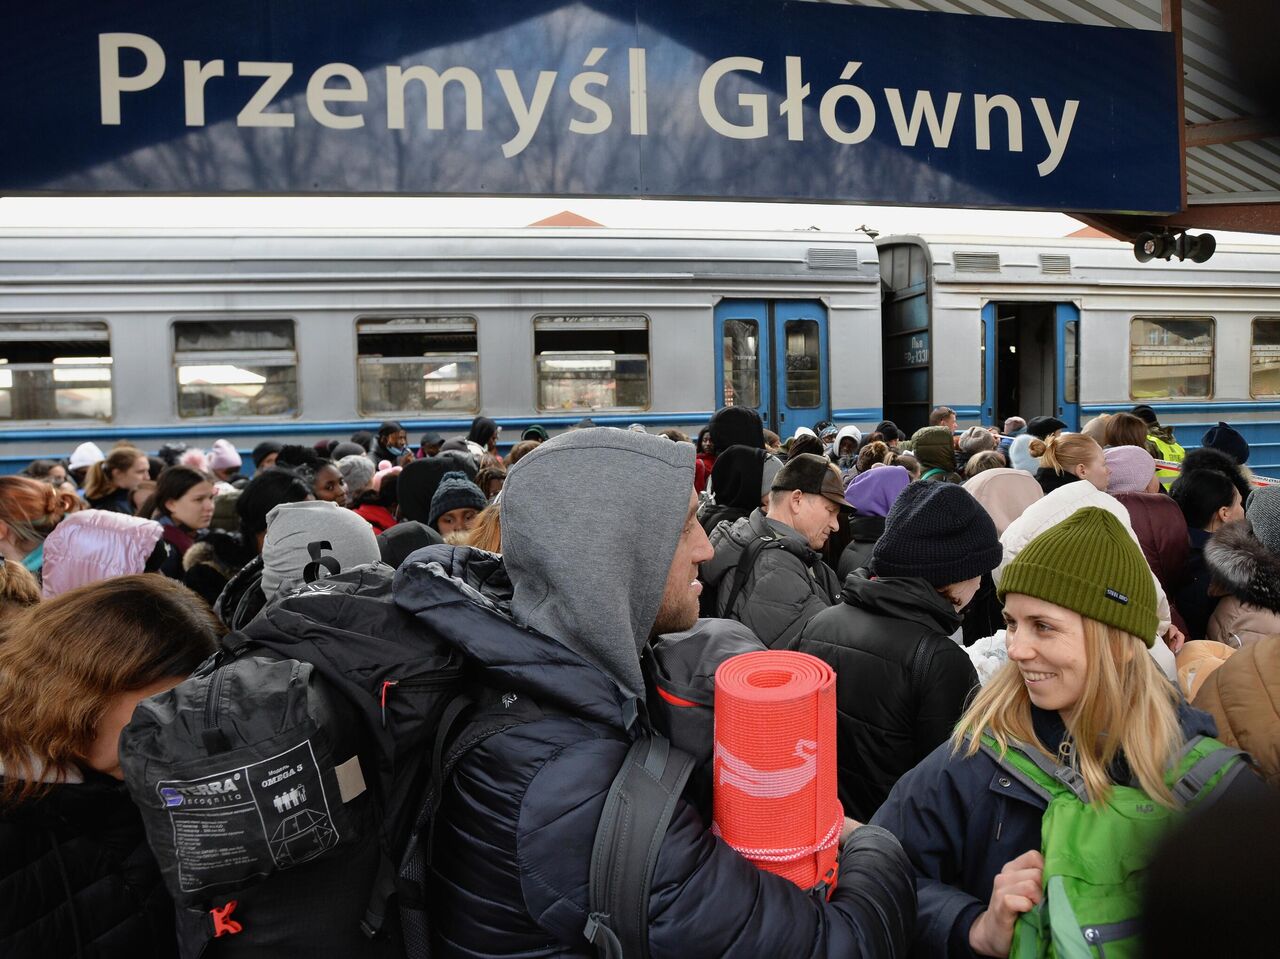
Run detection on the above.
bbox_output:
[0,0,1182,213]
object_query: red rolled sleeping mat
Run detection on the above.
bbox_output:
[711,650,841,895]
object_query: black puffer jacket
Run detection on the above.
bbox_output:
[837,514,885,580]
[396,547,917,959]
[0,774,176,959]
[787,572,979,821]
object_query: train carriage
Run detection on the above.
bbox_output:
[4,228,1280,477]
[0,228,880,470]
[883,234,1280,476]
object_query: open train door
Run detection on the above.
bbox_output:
[982,301,1080,431]
[714,300,829,434]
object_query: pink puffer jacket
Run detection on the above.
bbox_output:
[41,509,165,598]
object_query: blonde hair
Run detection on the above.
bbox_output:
[1029,434,1102,478]
[84,446,145,500]
[465,502,502,553]
[1081,414,1111,444]
[953,618,1182,808]
[964,450,1005,477]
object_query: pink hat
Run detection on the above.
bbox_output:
[209,439,242,471]
[180,448,210,473]
[371,461,402,493]
[1105,445,1157,494]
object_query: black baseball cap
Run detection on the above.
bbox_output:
[771,453,846,506]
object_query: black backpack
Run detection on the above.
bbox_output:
[122,545,706,959]
[699,529,818,618]
[122,550,468,957]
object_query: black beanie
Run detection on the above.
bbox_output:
[1201,422,1250,465]
[708,405,765,455]
[251,440,283,468]
[871,481,1003,586]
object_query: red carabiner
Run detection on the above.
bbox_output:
[211,900,243,937]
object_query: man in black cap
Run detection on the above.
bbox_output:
[700,453,844,648]
[417,432,445,458]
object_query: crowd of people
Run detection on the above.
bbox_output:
[0,403,1276,958]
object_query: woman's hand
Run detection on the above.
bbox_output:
[1163,623,1186,653]
[967,849,1044,957]
[840,816,862,847]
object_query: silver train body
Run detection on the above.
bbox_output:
[2,229,1279,474]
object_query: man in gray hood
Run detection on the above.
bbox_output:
[502,426,699,701]
[414,427,916,957]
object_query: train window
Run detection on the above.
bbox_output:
[173,319,298,418]
[1250,318,1280,397]
[721,318,761,408]
[0,321,112,421]
[784,320,821,408]
[1064,320,1078,403]
[533,315,649,411]
[356,316,478,414]
[1129,317,1213,400]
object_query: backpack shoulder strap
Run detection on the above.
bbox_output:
[1167,735,1251,810]
[721,535,780,617]
[584,734,696,959]
[978,734,1090,804]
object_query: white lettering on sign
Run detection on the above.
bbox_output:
[98,35,1082,177]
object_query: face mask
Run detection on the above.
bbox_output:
[386,445,406,457]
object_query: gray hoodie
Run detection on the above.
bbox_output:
[261,500,381,595]
[501,428,695,701]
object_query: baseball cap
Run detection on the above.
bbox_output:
[771,453,846,507]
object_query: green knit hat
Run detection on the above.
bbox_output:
[998,507,1158,645]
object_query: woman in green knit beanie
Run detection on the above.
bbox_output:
[871,506,1265,958]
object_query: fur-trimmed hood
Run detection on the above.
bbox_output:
[1205,520,1280,612]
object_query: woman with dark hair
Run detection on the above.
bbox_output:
[474,465,506,502]
[21,459,67,486]
[1172,468,1245,640]
[84,446,151,514]
[0,575,220,959]
[467,415,500,451]
[143,466,215,571]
